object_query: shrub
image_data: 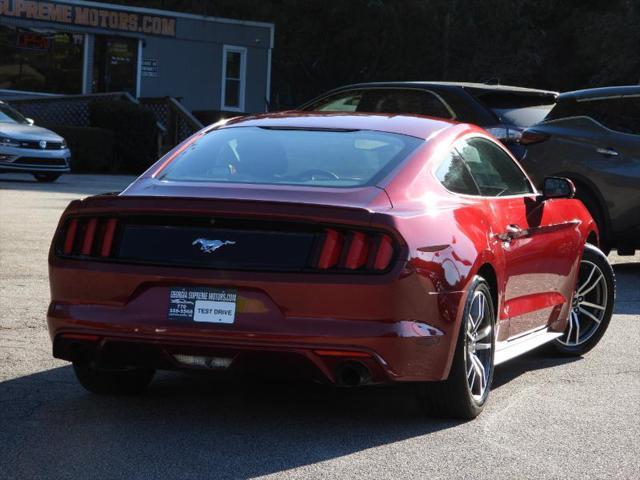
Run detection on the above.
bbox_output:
[89,100,159,174]
[45,126,115,173]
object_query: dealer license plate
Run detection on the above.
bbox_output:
[168,287,237,324]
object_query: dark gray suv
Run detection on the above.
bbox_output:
[520,86,640,255]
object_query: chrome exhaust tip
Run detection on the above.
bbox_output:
[173,354,233,369]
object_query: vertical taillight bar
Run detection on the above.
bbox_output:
[63,219,78,255]
[373,235,394,270]
[344,232,369,269]
[100,218,118,257]
[317,229,344,269]
[80,218,98,255]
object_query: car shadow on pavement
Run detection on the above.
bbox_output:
[491,348,581,390]
[612,262,640,315]
[0,365,463,479]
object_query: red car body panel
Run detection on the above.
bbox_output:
[47,113,598,383]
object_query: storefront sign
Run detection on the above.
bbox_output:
[16,30,50,49]
[0,0,176,37]
[141,58,159,77]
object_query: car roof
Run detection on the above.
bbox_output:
[219,111,456,140]
[559,85,640,101]
[313,81,558,97]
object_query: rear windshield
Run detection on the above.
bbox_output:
[160,126,422,188]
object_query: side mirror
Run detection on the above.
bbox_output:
[542,176,575,199]
[25,118,34,126]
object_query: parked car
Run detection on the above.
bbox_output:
[519,86,640,255]
[0,101,70,182]
[48,112,614,419]
[299,81,558,158]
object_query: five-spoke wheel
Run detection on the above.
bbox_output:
[418,276,496,419]
[466,290,494,401]
[554,243,615,355]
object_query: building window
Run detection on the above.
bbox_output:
[92,36,139,96]
[0,25,84,94]
[221,45,246,112]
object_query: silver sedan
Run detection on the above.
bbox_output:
[0,101,70,182]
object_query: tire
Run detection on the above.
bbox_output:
[575,189,610,255]
[73,362,155,395]
[33,173,61,183]
[553,243,615,356]
[418,276,496,419]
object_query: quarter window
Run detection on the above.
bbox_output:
[457,138,533,196]
[221,45,247,112]
[435,149,479,195]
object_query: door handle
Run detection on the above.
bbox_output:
[596,147,618,157]
[497,224,526,242]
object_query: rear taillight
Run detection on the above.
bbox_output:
[315,229,397,272]
[519,130,550,145]
[59,217,119,258]
[485,126,522,143]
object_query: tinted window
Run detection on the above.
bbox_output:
[310,89,453,119]
[457,138,533,196]
[546,96,640,135]
[160,127,422,188]
[581,98,640,135]
[435,149,479,195]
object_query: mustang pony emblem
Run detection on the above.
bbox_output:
[192,238,236,253]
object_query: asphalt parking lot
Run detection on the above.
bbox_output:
[1,173,639,480]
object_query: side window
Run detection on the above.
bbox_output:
[457,138,533,196]
[581,97,640,135]
[309,89,453,119]
[435,149,479,195]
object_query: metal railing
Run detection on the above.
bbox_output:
[7,92,142,128]
[139,97,203,146]
[6,92,205,148]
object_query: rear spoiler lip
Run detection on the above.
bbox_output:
[58,194,381,229]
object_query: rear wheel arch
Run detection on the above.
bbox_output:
[476,263,499,314]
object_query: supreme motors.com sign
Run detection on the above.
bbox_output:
[0,0,176,37]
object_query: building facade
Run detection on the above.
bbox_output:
[0,0,274,114]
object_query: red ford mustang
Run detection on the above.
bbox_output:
[47,112,615,418]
